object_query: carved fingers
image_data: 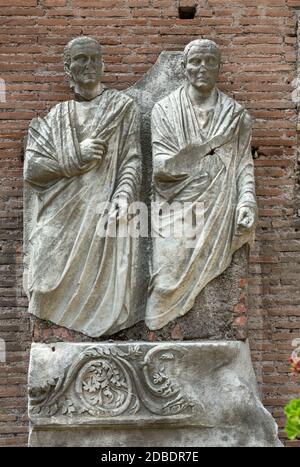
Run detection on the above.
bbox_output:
[79,138,108,163]
[90,139,108,160]
[236,206,255,234]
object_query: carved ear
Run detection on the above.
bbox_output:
[181,59,187,78]
[64,61,71,77]
[64,65,72,80]
[64,65,75,89]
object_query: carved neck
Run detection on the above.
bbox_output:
[187,85,218,111]
[73,82,104,101]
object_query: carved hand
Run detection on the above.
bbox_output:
[236,206,255,234]
[79,138,107,164]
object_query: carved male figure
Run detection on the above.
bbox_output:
[24,37,141,337]
[145,39,257,330]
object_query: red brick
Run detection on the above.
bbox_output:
[0,0,37,5]
[0,436,28,446]
[44,0,66,5]
[0,7,42,15]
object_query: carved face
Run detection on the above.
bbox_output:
[69,42,103,88]
[184,45,220,93]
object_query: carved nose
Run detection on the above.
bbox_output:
[86,57,94,67]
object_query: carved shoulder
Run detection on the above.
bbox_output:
[106,88,135,109]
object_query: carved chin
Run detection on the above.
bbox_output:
[78,78,99,86]
[69,74,101,89]
[192,80,212,88]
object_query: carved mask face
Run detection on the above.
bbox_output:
[69,42,103,88]
[184,45,220,93]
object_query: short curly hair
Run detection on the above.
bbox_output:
[182,39,221,66]
[64,36,102,73]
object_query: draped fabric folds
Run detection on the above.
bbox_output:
[24,89,141,337]
[145,86,257,330]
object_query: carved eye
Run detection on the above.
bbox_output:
[73,54,86,62]
[206,57,218,69]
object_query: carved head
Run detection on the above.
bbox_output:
[64,36,103,90]
[182,39,221,93]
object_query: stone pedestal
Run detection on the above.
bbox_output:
[28,341,281,447]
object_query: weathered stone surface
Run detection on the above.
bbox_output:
[23,37,142,338]
[113,245,249,341]
[26,40,280,449]
[32,245,249,342]
[144,40,257,331]
[28,341,281,447]
[32,50,253,343]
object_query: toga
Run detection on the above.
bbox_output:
[24,89,141,337]
[145,85,257,330]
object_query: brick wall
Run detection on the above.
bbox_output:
[0,0,300,447]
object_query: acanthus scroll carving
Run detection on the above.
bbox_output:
[29,345,198,420]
